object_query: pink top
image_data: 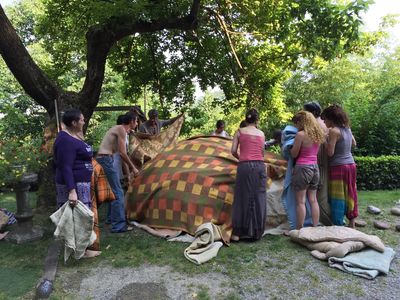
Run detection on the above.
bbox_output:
[239,132,265,162]
[296,143,319,165]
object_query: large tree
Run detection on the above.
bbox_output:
[0,0,371,125]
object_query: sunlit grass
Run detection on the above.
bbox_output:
[0,190,399,299]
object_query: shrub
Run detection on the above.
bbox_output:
[355,156,400,190]
[0,137,48,187]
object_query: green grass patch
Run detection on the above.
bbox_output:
[0,190,399,299]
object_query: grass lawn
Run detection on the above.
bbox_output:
[0,189,399,299]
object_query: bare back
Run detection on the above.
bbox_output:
[98,125,126,155]
[239,125,264,137]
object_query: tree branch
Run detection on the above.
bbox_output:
[80,0,201,110]
[0,5,61,115]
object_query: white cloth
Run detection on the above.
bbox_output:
[184,223,224,265]
[50,201,96,262]
[212,130,229,137]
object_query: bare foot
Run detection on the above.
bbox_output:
[83,250,101,258]
[282,230,290,237]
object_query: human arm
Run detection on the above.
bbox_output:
[351,133,357,148]
[325,127,340,157]
[117,127,139,176]
[290,131,304,159]
[160,114,182,127]
[231,130,240,160]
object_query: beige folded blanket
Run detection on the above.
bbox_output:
[184,223,224,265]
[290,226,385,260]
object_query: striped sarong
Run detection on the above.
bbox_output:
[328,163,358,225]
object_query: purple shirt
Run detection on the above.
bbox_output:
[54,131,93,190]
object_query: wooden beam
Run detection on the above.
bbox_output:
[93,106,132,112]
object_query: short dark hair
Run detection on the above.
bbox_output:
[148,109,158,119]
[321,104,350,127]
[245,108,259,124]
[121,112,138,125]
[303,102,322,118]
[216,120,225,129]
[116,114,125,125]
[62,108,82,127]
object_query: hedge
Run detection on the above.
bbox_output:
[355,156,400,190]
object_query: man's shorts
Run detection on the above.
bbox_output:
[292,164,320,191]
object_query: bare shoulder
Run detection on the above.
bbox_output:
[256,128,265,137]
[296,130,305,138]
[329,127,341,137]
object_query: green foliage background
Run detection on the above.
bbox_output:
[1,0,400,183]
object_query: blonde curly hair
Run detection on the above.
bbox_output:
[292,111,325,144]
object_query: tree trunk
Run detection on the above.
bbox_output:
[0,1,200,207]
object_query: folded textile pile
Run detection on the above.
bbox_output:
[50,201,96,262]
[290,226,395,279]
[184,223,224,265]
[328,247,395,279]
[289,226,385,260]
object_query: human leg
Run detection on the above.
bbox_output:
[96,156,127,232]
[328,165,346,226]
[345,163,358,227]
[295,189,307,229]
[307,189,320,227]
[307,165,320,227]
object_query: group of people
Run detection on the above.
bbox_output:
[229,103,358,242]
[53,103,358,252]
[53,108,177,256]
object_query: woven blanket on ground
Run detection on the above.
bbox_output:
[184,222,224,265]
[328,247,395,279]
[289,226,385,261]
[50,201,97,262]
[126,135,287,243]
[129,115,184,169]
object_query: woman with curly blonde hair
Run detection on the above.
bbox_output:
[291,111,325,229]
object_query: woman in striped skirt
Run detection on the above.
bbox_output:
[321,105,358,227]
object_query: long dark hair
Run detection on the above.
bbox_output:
[321,104,350,127]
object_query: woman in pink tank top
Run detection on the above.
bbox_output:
[230,109,266,241]
[290,111,325,229]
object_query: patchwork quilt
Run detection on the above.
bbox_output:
[126,134,287,242]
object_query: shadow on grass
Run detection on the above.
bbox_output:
[0,190,399,299]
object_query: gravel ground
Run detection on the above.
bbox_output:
[55,244,399,300]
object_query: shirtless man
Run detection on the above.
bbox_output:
[96,113,139,233]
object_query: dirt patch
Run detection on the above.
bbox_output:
[56,264,234,299]
[54,244,400,300]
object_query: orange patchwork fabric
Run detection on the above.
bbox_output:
[126,136,287,243]
[91,159,116,205]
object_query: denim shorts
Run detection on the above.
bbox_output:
[292,164,319,191]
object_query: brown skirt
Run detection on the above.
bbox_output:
[232,161,267,240]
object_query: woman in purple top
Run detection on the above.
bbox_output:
[53,109,93,208]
